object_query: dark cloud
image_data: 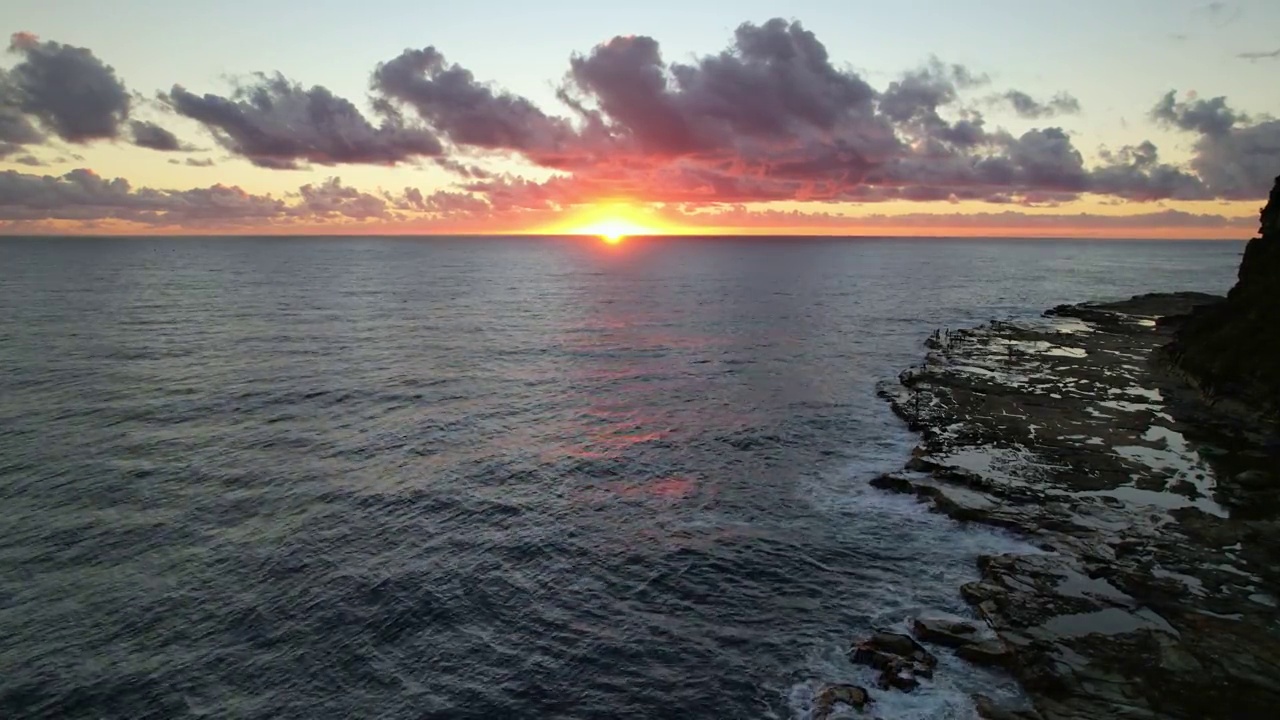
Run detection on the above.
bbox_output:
[0,168,285,224]
[4,32,130,143]
[3,20,1273,232]
[0,76,45,151]
[433,156,492,178]
[1187,119,1280,199]
[130,120,186,151]
[880,65,963,126]
[295,178,391,220]
[664,204,1251,233]
[13,154,45,166]
[1150,90,1245,136]
[438,22,1135,208]
[998,91,1081,118]
[0,168,483,229]
[367,22,1274,209]
[164,73,443,168]
[1090,140,1208,200]
[1001,127,1088,191]
[1238,48,1280,61]
[373,47,574,154]
[1150,91,1278,198]
[394,187,491,214]
[561,19,884,157]
[169,157,215,167]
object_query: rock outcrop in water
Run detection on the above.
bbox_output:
[874,288,1280,719]
[1164,175,1280,421]
[839,179,1280,718]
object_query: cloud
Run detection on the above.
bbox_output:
[373,47,575,156]
[1089,140,1208,201]
[393,187,491,215]
[3,32,130,143]
[560,19,886,158]
[0,33,193,158]
[367,21,1275,210]
[13,154,45,166]
[4,20,1275,235]
[997,90,1081,118]
[372,20,1214,210]
[1238,48,1280,61]
[0,169,454,229]
[1150,91,1279,198]
[880,62,966,127]
[0,79,45,153]
[164,73,443,168]
[168,157,216,167]
[129,120,187,151]
[1150,90,1245,135]
[662,204,1252,234]
[1,167,1251,238]
[433,156,493,178]
[1186,119,1280,199]
[0,168,285,224]
[294,177,392,220]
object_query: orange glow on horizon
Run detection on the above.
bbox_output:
[544,202,679,241]
[579,218,647,244]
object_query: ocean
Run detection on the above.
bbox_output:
[0,236,1243,719]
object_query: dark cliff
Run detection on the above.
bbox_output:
[1164,175,1280,421]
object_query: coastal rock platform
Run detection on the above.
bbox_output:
[875,292,1280,719]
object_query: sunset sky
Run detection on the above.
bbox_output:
[2,0,1279,237]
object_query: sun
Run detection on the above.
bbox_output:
[577,218,650,244]
[546,202,673,243]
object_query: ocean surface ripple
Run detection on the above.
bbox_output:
[0,237,1240,719]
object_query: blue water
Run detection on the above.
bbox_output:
[0,237,1242,719]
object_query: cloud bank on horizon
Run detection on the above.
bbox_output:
[0,19,1277,235]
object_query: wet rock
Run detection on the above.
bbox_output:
[1235,469,1272,488]
[962,581,1008,605]
[879,253,1280,718]
[850,632,937,671]
[912,611,989,647]
[956,638,1013,668]
[813,684,872,718]
[973,693,1043,720]
[877,661,920,692]
[869,473,914,493]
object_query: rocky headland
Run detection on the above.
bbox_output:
[812,180,1280,719]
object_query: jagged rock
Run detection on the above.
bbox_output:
[961,581,1007,605]
[877,219,1280,719]
[956,638,1013,668]
[973,694,1042,720]
[850,632,937,672]
[869,473,914,493]
[912,611,988,647]
[850,631,937,695]
[877,661,920,692]
[1166,175,1280,420]
[814,684,872,718]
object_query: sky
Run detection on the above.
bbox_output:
[2,0,1279,237]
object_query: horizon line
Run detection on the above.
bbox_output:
[0,232,1250,242]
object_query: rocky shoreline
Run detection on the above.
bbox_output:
[820,291,1280,719]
